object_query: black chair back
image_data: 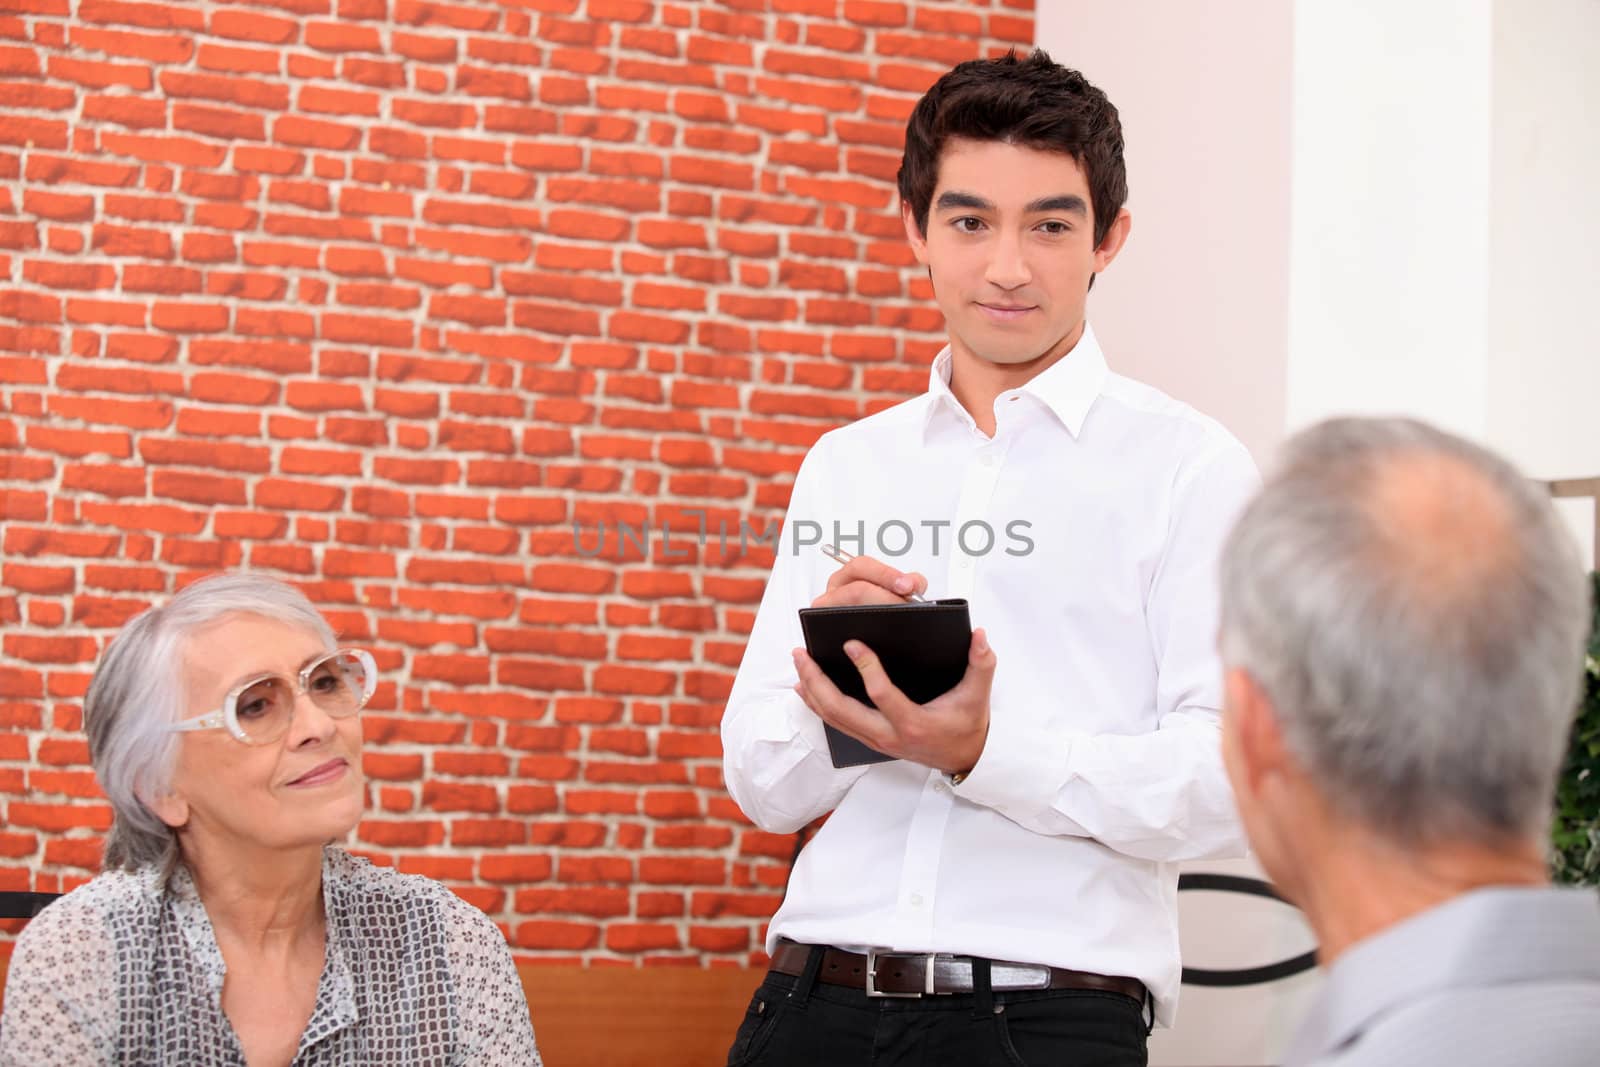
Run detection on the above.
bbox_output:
[0,891,61,920]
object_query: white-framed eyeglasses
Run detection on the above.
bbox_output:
[169,648,378,746]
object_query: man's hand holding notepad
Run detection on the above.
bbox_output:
[792,546,996,772]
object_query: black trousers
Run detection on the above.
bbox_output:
[725,950,1149,1067]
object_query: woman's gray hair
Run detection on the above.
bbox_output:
[86,572,337,872]
[1219,417,1591,847]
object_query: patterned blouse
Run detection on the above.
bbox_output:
[0,847,541,1066]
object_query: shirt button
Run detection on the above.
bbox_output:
[957,556,971,569]
[934,781,949,795]
[910,893,925,908]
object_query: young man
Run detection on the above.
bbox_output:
[1218,418,1600,1066]
[721,50,1258,1064]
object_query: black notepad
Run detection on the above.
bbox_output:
[797,599,972,768]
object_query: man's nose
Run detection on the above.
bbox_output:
[984,232,1030,289]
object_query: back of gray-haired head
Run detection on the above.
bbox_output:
[1219,416,1589,846]
[85,572,337,872]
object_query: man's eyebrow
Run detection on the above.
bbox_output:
[932,191,1089,217]
[934,191,993,212]
[1025,195,1088,216]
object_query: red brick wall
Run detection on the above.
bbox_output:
[0,0,1034,964]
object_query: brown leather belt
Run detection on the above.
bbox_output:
[770,940,1146,1003]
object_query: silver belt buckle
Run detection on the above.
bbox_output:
[865,950,937,997]
[990,960,1052,991]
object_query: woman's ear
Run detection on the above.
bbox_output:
[141,785,190,830]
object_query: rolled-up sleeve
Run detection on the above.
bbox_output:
[720,438,872,834]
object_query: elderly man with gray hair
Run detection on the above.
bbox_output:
[1216,416,1600,1067]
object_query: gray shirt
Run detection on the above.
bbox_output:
[1285,886,1600,1067]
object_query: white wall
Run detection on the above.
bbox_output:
[1036,0,1292,465]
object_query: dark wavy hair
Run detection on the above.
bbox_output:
[897,49,1128,249]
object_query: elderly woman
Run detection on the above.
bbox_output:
[0,574,541,1066]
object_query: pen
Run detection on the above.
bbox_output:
[820,544,929,603]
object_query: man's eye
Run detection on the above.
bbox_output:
[953,217,984,234]
[1038,220,1071,236]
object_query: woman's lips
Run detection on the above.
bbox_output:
[287,758,348,787]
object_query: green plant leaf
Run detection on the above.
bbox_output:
[1552,572,1600,886]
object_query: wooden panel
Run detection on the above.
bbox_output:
[521,965,762,1067]
[0,959,762,1066]
[1547,476,1600,561]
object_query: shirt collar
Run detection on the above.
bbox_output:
[922,322,1109,440]
[1286,886,1600,1064]
[297,850,359,1054]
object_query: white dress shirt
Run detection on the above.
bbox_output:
[721,325,1259,1025]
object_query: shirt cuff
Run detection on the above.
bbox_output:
[954,709,1087,834]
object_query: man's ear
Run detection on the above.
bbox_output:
[1224,666,1290,797]
[1092,207,1132,273]
[902,200,931,267]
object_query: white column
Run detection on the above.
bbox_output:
[1486,0,1600,565]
